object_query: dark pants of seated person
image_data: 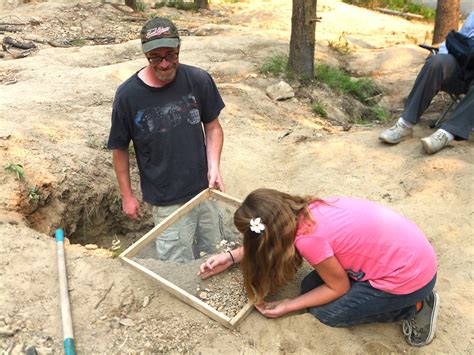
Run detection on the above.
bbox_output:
[441,83,474,140]
[403,53,473,140]
[300,271,436,328]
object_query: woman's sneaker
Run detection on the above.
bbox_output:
[379,122,413,144]
[402,291,440,347]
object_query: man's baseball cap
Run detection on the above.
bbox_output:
[140,17,180,53]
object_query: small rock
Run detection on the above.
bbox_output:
[119,318,134,327]
[85,244,98,250]
[142,296,150,308]
[199,292,208,300]
[35,347,53,355]
[0,327,14,337]
[266,81,295,101]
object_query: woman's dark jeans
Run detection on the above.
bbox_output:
[301,271,437,328]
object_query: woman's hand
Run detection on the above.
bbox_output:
[255,299,292,318]
[197,252,233,279]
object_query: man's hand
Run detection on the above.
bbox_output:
[208,167,225,192]
[204,118,224,192]
[122,195,143,220]
[197,252,233,279]
[255,300,292,318]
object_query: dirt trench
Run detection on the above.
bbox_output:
[2,143,152,250]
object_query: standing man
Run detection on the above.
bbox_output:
[107,17,225,262]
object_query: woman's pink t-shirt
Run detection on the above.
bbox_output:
[294,197,437,295]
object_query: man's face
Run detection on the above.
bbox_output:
[146,47,180,84]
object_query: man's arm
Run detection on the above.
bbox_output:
[204,118,225,192]
[112,148,142,220]
[460,11,474,37]
[439,11,474,54]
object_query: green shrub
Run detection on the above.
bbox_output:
[155,1,197,11]
[28,187,41,203]
[354,117,370,125]
[312,103,328,118]
[342,0,435,20]
[258,54,289,76]
[4,163,25,180]
[371,104,391,122]
[315,64,381,103]
[136,1,147,12]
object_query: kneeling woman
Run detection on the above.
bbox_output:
[198,188,438,347]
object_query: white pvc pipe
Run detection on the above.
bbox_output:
[56,229,76,355]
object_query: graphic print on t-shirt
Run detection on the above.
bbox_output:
[346,269,366,281]
[133,93,201,133]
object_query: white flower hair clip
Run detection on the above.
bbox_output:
[250,217,265,234]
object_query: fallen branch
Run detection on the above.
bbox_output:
[23,37,49,45]
[94,282,114,309]
[122,16,148,22]
[0,25,23,32]
[82,36,116,44]
[375,7,424,20]
[48,39,72,48]
[12,49,34,59]
[0,15,26,25]
[3,36,36,50]
[363,93,383,102]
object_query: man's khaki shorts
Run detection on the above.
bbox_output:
[152,199,224,263]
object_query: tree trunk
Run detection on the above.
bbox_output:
[194,0,209,10]
[125,0,138,12]
[288,0,317,80]
[432,0,460,45]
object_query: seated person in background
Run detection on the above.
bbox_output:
[379,11,474,154]
[199,188,439,347]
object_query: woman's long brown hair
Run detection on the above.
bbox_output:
[234,188,321,303]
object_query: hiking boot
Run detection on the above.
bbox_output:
[402,291,440,347]
[421,130,451,154]
[379,122,413,144]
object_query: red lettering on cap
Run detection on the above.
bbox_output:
[146,26,171,38]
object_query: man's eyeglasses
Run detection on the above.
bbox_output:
[147,53,179,64]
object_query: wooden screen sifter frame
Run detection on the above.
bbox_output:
[119,188,254,329]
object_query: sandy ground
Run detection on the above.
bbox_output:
[0,0,473,353]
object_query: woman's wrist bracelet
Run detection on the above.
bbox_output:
[227,250,235,264]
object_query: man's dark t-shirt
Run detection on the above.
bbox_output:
[107,64,225,206]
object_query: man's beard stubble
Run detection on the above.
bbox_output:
[153,63,178,83]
